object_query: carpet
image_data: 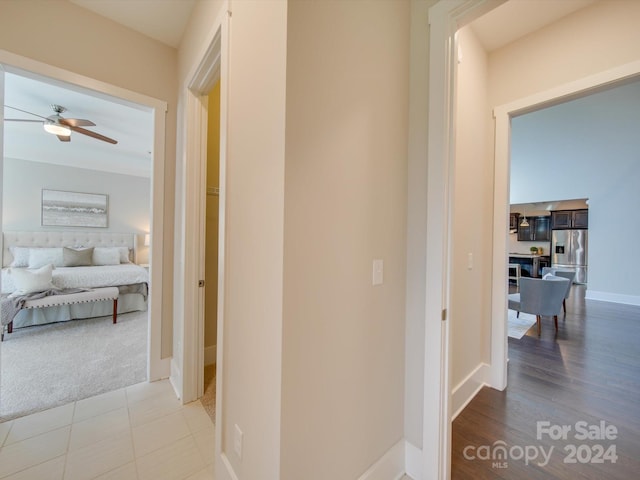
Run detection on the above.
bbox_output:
[201,364,216,424]
[507,310,537,339]
[0,310,147,422]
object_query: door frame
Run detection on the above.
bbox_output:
[491,59,640,386]
[0,49,169,381]
[424,1,507,477]
[178,2,229,475]
[179,16,225,403]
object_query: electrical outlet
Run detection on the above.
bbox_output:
[234,424,243,459]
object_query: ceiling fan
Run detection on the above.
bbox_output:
[4,104,118,144]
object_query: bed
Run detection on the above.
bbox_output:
[1,231,149,330]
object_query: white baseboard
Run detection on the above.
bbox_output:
[404,440,422,480]
[451,363,489,420]
[357,439,405,480]
[218,453,239,480]
[169,358,182,400]
[204,344,217,366]
[585,290,640,306]
[214,438,419,479]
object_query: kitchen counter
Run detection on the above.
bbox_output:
[508,254,550,278]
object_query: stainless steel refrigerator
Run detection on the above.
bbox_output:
[551,229,588,284]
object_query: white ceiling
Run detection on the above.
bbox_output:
[3,0,197,180]
[471,0,597,51]
[3,71,154,178]
[69,0,197,48]
[67,0,595,53]
[3,0,598,180]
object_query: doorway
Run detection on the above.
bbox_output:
[425,0,640,477]
[200,80,221,424]
[0,53,168,419]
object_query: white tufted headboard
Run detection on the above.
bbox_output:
[2,231,138,267]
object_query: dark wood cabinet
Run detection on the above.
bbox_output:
[551,209,588,229]
[551,210,572,229]
[517,219,531,241]
[534,216,551,241]
[573,209,589,228]
[517,215,550,241]
[509,213,520,231]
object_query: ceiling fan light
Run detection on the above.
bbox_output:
[43,121,71,137]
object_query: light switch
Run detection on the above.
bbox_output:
[467,252,473,270]
[372,259,384,286]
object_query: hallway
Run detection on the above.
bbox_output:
[451,286,640,478]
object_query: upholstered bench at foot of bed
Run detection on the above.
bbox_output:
[4,287,120,340]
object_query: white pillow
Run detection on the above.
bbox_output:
[118,247,131,264]
[28,248,64,268]
[9,246,31,267]
[7,264,57,297]
[93,247,122,266]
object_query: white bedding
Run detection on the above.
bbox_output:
[2,264,149,295]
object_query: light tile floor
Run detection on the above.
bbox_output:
[0,380,215,480]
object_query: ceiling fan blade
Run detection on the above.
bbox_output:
[57,135,71,142]
[4,118,43,123]
[70,126,118,144]
[59,118,96,127]
[4,105,48,120]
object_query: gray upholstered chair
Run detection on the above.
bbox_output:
[508,276,569,335]
[541,268,576,314]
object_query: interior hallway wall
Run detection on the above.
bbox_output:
[450,26,492,408]
[282,1,409,478]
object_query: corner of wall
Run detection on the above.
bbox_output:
[451,362,490,420]
[169,358,183,400]
[356,440,406,480]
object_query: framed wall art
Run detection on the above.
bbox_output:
[41,189,108,228]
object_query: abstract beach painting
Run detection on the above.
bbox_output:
[42,189,108,228]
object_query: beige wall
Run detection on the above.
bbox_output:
[176,1,225,85]
[223,2,287,477]
[0,0,177,357]
[451,26,492,391]
[488,0,640,108]
[281,1,409,478]
[205,81,221,351]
